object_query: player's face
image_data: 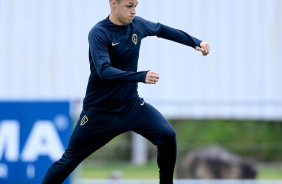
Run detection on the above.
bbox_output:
[113,0,138,25]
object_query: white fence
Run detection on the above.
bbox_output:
[1,0,282,120]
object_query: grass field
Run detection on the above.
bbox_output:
[81,162,282,180]
[81,162,158,179]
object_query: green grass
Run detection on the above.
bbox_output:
[257,167,282,180]
[81,161,282,180]
[81,162,159,179]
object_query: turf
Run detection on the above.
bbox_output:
[257,167,282,180]
[81,162,282,180]
[81,161,158,179]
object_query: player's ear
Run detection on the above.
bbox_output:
[110,0,117,7]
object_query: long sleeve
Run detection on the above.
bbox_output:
[137,17,202,49]
[83,16,201,112]
[88,28,147,83]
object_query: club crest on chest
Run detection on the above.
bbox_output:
[132,34,137,45]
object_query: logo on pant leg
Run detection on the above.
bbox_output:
[80,115,88,126]
[140,98,145,106]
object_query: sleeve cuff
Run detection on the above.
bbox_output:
[142,71,149,83]
[193,37,202,48]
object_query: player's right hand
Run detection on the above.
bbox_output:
[145,71,159,84]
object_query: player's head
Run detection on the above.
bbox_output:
[109,0,138,25]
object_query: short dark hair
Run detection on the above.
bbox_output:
[109,0,121,3]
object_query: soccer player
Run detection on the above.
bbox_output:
[41,0,210,183]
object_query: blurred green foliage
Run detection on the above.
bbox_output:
[171,120,282,161]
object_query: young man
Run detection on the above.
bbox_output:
[41,0,210,183]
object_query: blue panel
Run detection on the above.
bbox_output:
[0,101,71,184]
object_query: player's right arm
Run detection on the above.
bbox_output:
[88,27,148,83]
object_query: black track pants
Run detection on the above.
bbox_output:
[41,97,177,184]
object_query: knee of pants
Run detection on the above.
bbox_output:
[158,128,176,146]
[157,133,177,152]
[166,129,176,141]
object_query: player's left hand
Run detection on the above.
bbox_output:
[195,41,210,56]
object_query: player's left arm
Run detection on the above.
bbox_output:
[137,17,210,56]
[157,24,210,56]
